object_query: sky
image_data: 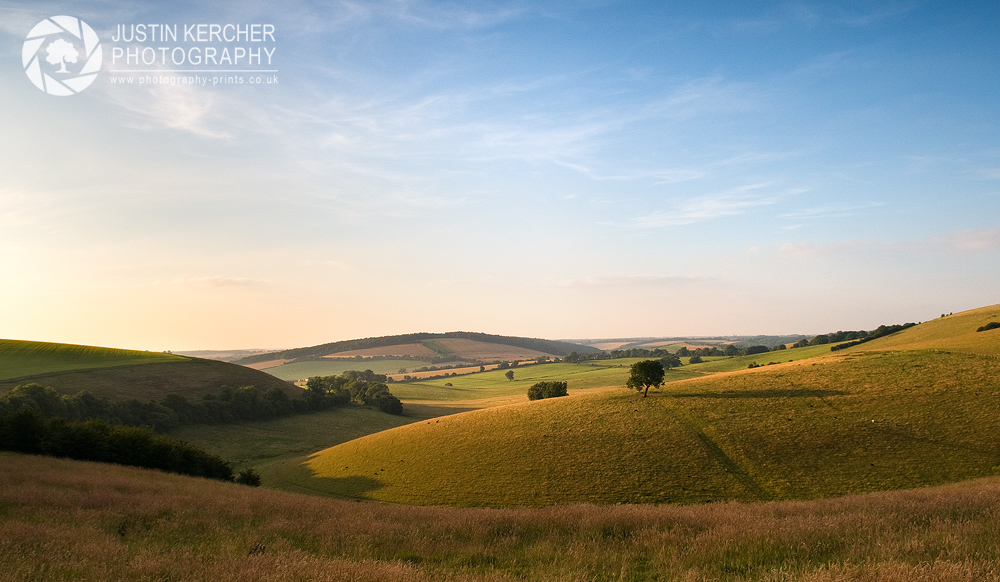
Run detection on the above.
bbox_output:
[0,0,998,351]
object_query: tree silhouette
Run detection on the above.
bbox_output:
[505,370,514,381]
[46,39,79,74]
[626,360,665,397]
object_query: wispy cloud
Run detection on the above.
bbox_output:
[780,201,884,220]
[635,183,783,227]
[548,274,715,289]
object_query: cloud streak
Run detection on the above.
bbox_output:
[635,183,783,227]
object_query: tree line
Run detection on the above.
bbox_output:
[0,408,246,483]
[0,370,403,433]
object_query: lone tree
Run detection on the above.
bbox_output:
[627,359,665,397]
[505,370,514,381]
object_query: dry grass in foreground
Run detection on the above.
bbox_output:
[3,452,1000,581]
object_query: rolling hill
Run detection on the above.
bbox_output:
[0,338,299,401]
[289,304,1000,507]
[236,331,601,367]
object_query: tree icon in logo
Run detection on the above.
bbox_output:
[46,39,79,73]
[22,16,102,96]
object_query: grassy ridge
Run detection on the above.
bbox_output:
[0,339,300,402]
[292,305,1000,507]
[237,331,601,365]
[0,338,185,380]
[4,451,1000,581]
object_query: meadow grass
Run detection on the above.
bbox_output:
[0,338,185,381]
[170,403,444,477]
[289,306,1000,507]
[3,451,1000,581]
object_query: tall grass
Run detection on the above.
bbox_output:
[3,452,1000,581]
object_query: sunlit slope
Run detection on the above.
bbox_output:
[0,339,299,401]
[295,316,1000,507]
[0,339,185,380]
[843,303,1000,356]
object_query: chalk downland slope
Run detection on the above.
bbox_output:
[292,304,1000,507]
[0,339,299,401]
[238,331,600,367]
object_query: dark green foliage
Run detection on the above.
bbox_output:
[348,381,403,415]
[977,322,1000,332]
[626,360,665,398]
[1,369,404,432]
[743,345,770,355]
[829,323,917,351]
[527,381,568,401]
[236,467,262,486]
[0,409,234,481]
[688,355,703,364]
[659,353,682,369]
[505,370,514,381]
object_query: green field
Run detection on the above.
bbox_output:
[5,452,1000,581]
[287,305,1000,507]
[170,403,452,480]
[261,358,434,381]
[0,339,300,401]
[0,338,185,380]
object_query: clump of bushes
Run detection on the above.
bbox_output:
[977,322,1000,332]
[236,467,262,486]
[306,370,403,415]
[527,381,568,401]
[0,409,235,482]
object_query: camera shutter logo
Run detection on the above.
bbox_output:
[22,16,102,96]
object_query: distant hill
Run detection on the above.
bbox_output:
[293,304,1000,507]
[236,332,601,366]
[0,339,298,401]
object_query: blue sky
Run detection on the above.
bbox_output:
[0,0,998,350]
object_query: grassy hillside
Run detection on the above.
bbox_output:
[0,338,185,380]
[4,452,1000,581]
[842,304,1000,356]
[237,331,600,365]
[170,404,446,475]
[290,305,1000,507]
[0,339,299,401]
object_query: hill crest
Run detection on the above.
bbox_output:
[236,331,601,365]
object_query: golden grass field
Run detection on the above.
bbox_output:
[289,305,1000,507]
[5,451,1000,581]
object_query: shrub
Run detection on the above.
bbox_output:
[236,467,262,487]
[527,381,568,401]
[977,322,1000,332]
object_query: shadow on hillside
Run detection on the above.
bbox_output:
[669,388,849,399]
[272,459,386,500]
[296,474,386,500]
